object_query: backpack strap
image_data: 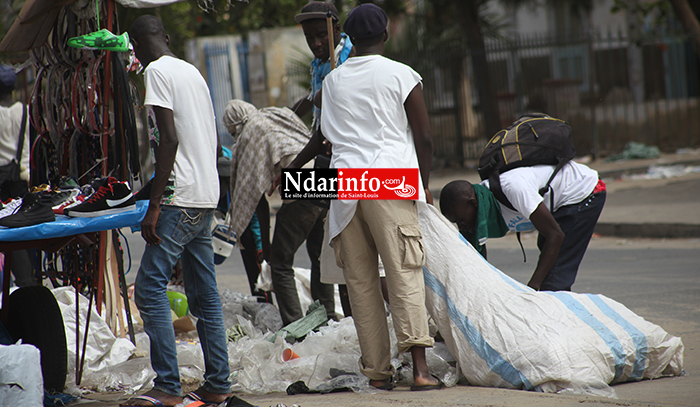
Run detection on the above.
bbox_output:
[538,160,568,211]
[488,171,516,211]
[15,104,27,163]
[516,232,527,263]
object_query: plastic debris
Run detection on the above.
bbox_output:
[0,343,43,407]
[606,141,660,161]
[220,289,283,334]
[269,300,328,343]
[624,164,700,180]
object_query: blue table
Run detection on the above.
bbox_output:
[0,200,147,323]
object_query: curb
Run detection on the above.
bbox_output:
[595,223,700,239]
[594,158,700,179]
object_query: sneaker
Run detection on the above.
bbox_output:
[30,184,51,193]
[58,176,80,190]
[65,177,136,217]
[0,198,22,220]
[0,194,55,228]
[53,194,87,215]
[67,29,130,52]
[49,188,81,208]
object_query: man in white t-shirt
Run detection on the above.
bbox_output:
[275,3,443,391]
[0,64,35,287]
[127,15,230,407]
[440,161,606,292]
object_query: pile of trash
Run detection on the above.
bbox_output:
[52,285,457,398]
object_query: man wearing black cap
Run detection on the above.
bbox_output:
[278,3,443,391]
[260,1,354,327]
[291,1,353,127]
[264,1,356,327]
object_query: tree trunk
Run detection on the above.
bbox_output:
[462,0,502,139]
[669,0,700,54]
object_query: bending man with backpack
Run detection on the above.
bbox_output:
[439,115,606,292]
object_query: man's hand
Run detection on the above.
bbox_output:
[425,188,433,205]
[527,278,541,291]
[141,204,162,245]
[527,203,565,290]
[269,172,282,196]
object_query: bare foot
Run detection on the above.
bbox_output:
[191,387,232,404]
[410,346,442,389]
[121,389,183,406]
[412,373,440,387]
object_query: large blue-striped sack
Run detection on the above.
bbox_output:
[417,202,683,397]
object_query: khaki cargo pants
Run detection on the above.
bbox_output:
[332,199,434,381]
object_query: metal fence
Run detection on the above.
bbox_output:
[390,29,700,166]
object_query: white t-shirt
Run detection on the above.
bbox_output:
[321,55,425,240]
[0,102,30,182]
[144,56,219,208]
[482,162,599,232]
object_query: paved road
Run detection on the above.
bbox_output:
[106,234,699,407]
[105,166,700,407]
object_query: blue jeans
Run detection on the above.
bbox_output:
[538,191,606,291]
[135,206,231,396]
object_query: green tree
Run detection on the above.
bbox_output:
[418,0,502,139]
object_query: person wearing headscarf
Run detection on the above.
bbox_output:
[224,100,337,324]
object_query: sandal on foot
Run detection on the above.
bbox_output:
[119,395,166,406]
[410,375,445,391]
[370,376,395,390]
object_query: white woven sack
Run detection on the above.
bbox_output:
[417,202,683,397]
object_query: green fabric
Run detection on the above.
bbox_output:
[463,184,509,256]
[270,300,328,343]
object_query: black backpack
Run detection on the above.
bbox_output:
[477,113,576,211]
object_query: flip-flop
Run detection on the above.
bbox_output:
[225,395,259,407]
[410,375,445,391]
[370,376,395,390]
[187,392,258,407]
[119,395,166,406]
[185,392,219,406]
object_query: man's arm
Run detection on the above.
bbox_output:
[527,203,565,290]
[269,128,326,195]
[291,96,313,119]
[142,106,179,245]
[255,195,271,262]
[404,84,433,204]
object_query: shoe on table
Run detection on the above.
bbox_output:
[53,194,87,215]
[0,198,22,220]
[65,177,136,218]
[0,193,55,228]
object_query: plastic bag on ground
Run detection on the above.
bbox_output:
[0,343,43,407]
[52,287,137,384]
[417,202,684,398]
[220,289,283,333]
